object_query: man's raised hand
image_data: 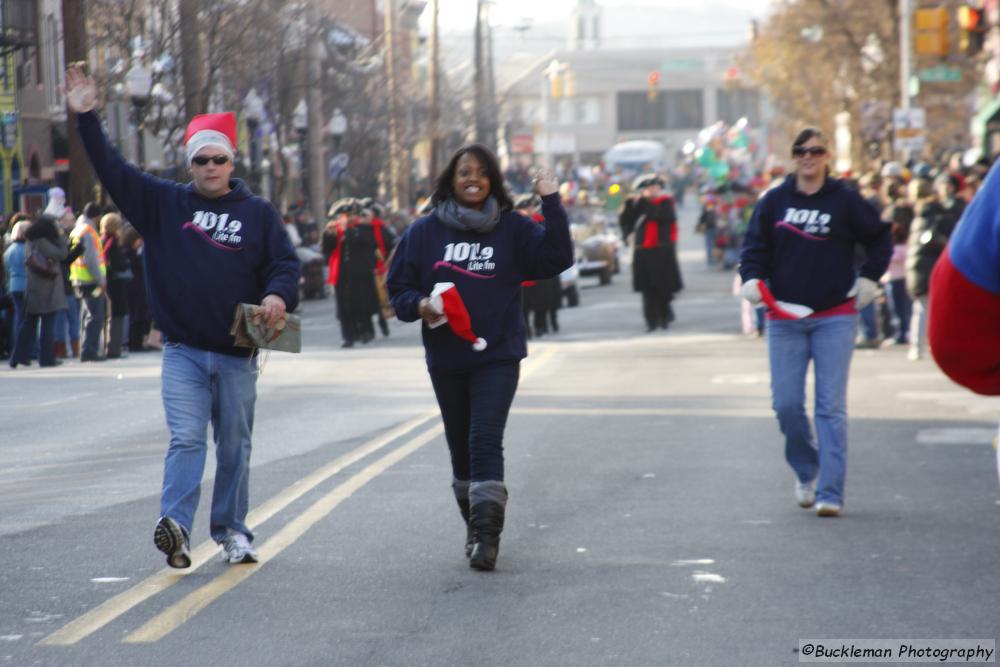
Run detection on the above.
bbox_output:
[63,63,98,114]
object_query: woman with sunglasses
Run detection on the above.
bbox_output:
[387,145,573,571]
[739,128,891,517]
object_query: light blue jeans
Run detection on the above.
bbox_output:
[53,294,81,345]
[767,314,856,506]
[160,343,258,543]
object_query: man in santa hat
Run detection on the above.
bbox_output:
[63,64,300,568]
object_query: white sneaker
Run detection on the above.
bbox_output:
[815,502,842,517]
[795,479,816,508]
[907,348,922,361]
[221,532,259,564]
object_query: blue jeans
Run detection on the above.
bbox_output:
[858,302,878,341]
[160,343,259,543]
[12,311,56,366]
[887,279,911,344]
[9,291,24,354]
[79,285,106,358]
[53,295,81,346]
[704,227,717,266]
[767,315,856,506]
[429,362,520,482]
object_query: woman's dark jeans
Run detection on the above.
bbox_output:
[13,311,56,366]
[429,361,520,482]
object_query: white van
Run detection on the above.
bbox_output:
[601,140,668,179]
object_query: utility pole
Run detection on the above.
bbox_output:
[179,0,206,117]
[900,0,912,111]
[474,0,486,144]
[485,1,497,151]
[428,0,440,182]
[385,0,405,210]
[899,0,912,162]
[62,0,95,208]
[307,27,325,224]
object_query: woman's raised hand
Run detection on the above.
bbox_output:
[63,63,98,114]
[532,168,559,197]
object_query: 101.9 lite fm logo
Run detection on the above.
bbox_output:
[183,210,244,251]
[777,207,832,240]
[433,241,497,278]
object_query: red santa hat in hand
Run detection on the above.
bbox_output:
[428,282,487,351]
[183,112,238,164]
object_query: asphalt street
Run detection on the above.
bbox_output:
[1,204,999,667]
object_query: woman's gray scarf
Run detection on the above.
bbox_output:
[435,196,500,234]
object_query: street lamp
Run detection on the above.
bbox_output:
[124,62,152,168]
[292,99,308,206]
[327,108,348,200]
[242,89,265,193]
[328,108,347,153]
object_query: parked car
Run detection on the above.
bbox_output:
[571,212,622,286]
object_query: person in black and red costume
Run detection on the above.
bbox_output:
[514,192,561,337]
[619,173,683,331]
[322,198,381,348]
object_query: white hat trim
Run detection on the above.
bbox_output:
[186,129,235,164]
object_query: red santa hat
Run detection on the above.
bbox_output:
[183,112,238,164]
[428,282,487,351]
[757,282,813,320]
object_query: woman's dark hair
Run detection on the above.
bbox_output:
[792,127,830,177]
[891,222,909,245]
[792,127,826,150]
[430,144,513,212]
[25,214,60,242]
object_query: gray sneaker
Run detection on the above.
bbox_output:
[154,516,191,569]
[795,479,816,508]
[221,532,258,564]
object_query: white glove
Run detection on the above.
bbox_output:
[848,277,879,310]
[741,278,763,305]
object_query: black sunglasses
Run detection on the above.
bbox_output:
[792,146,827,158]
[192,155,231,166]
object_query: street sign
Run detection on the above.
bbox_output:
[893,107,925,153]
[917,65,963,83]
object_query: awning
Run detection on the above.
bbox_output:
[971,94,1000,154]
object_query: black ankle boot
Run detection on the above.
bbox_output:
[456,496,474,558]
[452,479,473,558]
[469,500,505,571]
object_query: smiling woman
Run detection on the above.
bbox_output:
[387,143,572,571]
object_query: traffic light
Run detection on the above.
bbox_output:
[550,71,563,99]
[914,7,950,57]
[958,5,986,55]
[563,70,576,98]
[647,70,660,102]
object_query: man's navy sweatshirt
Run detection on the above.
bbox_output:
[77,111,300,356]
[387,193,573,372]
[740,175,891,312]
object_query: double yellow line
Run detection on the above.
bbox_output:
[40,346,557,646]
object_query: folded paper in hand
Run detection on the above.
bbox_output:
[230,303,301,353]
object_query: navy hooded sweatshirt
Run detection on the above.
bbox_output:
[387,193,573,372]
[740,175,891,313]
[77,111,300,356]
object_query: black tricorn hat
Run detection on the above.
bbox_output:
[328,198,360,218]
[513,192,542,210]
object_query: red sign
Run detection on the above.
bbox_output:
[511,134,534,154]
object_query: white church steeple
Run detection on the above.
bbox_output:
[569,0,601,51]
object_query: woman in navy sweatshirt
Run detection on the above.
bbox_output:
[739,128,891,518]
[387,145,573,570]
